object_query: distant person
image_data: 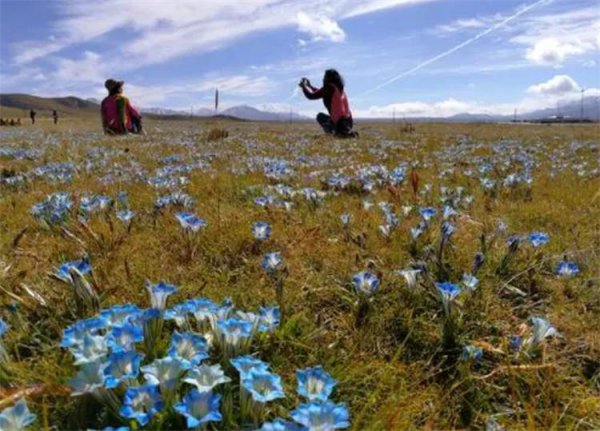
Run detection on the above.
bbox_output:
[299,69,358,138]
[101,79,143,135]
[29,109,36,124]
[52,110,59,124]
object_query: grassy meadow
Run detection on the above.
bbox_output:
[0,117,599,430]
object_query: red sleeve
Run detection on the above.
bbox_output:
[302,86,324,100]
[331,87,350,123]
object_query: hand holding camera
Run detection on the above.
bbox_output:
[298,77,310,87]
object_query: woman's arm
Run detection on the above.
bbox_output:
[302,85,324,100]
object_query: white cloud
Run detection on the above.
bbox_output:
[296,12,346,43]
[435,17,489,34]
[527,74,580,95]
[525,38,588,65]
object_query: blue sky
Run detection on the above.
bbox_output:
[0,0,598,117]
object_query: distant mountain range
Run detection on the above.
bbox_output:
[1,93,598,122]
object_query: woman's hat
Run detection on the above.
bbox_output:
[105,79,124,92]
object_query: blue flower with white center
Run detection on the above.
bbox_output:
[528,231,549,247]
[410,224,424,240]
[528,317,558,345]
[174,389,222,429]
[442,206,457,220]
[242,370,285,403]
[254,196,272,207]
[99,304,140,327]
[60,317,107,348]
[556,261,580,277]
[231,355,270,376]
[69,359,105,396]
[101,427,129,431]
[120,384,163,426]
[167,331,209,369]
[260,418,307,431]
[351,272,380,296]
[187,298,218,325]
[103,350,143,389]
[436,282,461,303]
[290,401,350,430]
[175,212,207,232]
[462,273,479,291]
[262,252,283,273]
[441,221,455,238]
[141,357,185,393]
[258,306,280,332]
[462,345,483,362]
[164,303,192,328]
[509,335,522,353]
[419,207,437,222]
[339,213,351,225]
[217,317,253,347]
[71,333,108,365]
[107,324,143,353]
[116,210,135,225]
[145,281,177,311]
[56,258,91,283]
[0,317,7,337]
[252,221,272,240]
[297,366,337,401]
[183,363,231,392]
[0,398,37,431]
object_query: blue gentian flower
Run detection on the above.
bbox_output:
[419,207,437,222]
[260,418,307,431]
[410,223,426,240]
[258,306,280,332]
[120,384,163,426]
[69,359,105,396]
[107,324,144,353]
[141,357,185,393]
[351,272,380,296]
[99,304,140,327]
[145,281,177,311]
[167,331,209,369]
[103,351,143,389]
[262,252,283,273]
[462,345,483,362]
[242,370,285,403]
[442,205,457,220]
[252,222,272,240]
[509,335,522,353]
[297,366,337,401]
[217,317,254,348]
[0,399,37,431]
[230,355,270,377]
[529,231,549,247]
[174,389,222,429]
[290,401,350,430]
[462,273,479,291]
[116,210,135,225]
[441,221,455,238]
[396,269,421,289]
[175,212,207,232]
[556,261,580,277]
[435,282,461,303]
[183,363,231,392]
[71,334,108,365]
[528,317,558,345]
[188,298,218,324]
[56,258,92,283]
[0,318,7,337]
[60,317,107,348]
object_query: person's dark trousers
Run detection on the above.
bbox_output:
[130,117,143,134]
[316,112,334,134]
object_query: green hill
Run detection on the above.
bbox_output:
[0,93,99,118]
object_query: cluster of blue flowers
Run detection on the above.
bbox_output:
[60,280,349,429]
[30,192,73,226]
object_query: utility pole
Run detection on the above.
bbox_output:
[289,105,293,123]
[513,108,517,123]
[580,88,585,122]
[393,107,396,124]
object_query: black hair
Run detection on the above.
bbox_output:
[323,69,344,91]
[109,84,123,96]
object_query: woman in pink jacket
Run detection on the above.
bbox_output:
[101,79,143,135]
[299,69,358,138]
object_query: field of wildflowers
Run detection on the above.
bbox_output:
[0,119,598,430]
